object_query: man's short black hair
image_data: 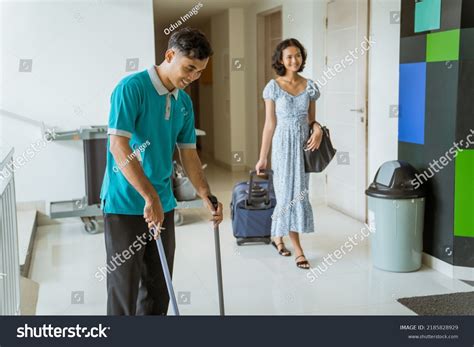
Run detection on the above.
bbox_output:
[168,27,213,60]
[271,38,307,76]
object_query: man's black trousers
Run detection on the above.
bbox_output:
[103,210,175,315]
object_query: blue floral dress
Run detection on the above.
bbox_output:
[262,78,321,237]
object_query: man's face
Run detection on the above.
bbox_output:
[167,49,209,89]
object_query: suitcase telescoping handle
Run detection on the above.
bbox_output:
[248,169,274,205]
[208,195,225,316]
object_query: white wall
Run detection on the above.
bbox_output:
[196,21,214,158]
[1,0,155,203]
[244,0,279,178]
[211,11,231,166]
[310,1,329,204]
[368,0,401,181]
[209,8,248,170]
[228,8,247,169]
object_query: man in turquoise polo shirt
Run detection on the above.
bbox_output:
[100,28,223,315]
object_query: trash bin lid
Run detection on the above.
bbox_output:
[365,160,426,199]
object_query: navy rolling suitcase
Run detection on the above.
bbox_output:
[230,170,276,245]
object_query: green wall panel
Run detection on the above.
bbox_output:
[426,29,460,62]
[454,150,474,237]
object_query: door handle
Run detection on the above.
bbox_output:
[350,108,365,113]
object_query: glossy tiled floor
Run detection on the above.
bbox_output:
[30,163,472,315]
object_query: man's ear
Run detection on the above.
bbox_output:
[165,49,176,63]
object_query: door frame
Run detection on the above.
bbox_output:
[256,6,282,155]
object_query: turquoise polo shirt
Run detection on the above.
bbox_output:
[100,66,197,215]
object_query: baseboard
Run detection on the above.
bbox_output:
[422,252,474,281]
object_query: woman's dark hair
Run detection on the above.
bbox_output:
[168,27,213,60]
[271,38,307,76]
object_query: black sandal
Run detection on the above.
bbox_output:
[271,241,291,257]
[295,255,310,270]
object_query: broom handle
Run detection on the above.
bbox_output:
[208,195,225,316]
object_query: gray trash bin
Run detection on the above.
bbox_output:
[365,160,426,272]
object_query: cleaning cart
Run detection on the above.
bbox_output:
[45,126,206,233]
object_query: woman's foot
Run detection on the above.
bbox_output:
[295,254,310,269]
[271,239,291,256]
[288,232,310,269]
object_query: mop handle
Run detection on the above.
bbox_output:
[150,226,180,316]
[208,195,225,316]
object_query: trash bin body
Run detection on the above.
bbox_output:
[368,196,425,272]
[366,160,426,272]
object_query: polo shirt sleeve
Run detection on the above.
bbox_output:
[177,97,197,149]
[107,79,142,138]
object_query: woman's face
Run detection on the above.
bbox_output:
[280,46,302,73]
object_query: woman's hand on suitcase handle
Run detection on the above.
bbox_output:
[255,158,267,175]
[143,195,165,239]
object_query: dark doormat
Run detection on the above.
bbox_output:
[397,292,474,315]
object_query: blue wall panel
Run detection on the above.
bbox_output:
[398,62,427,144]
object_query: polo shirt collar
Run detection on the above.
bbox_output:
[147,66,179,100]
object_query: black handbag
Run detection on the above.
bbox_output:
[303,124,337,173]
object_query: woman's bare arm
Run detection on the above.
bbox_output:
[307,100,316,124]
[306,100,323,151]
[258,99,277,161]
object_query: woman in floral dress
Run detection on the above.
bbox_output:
[255,38,322,270]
